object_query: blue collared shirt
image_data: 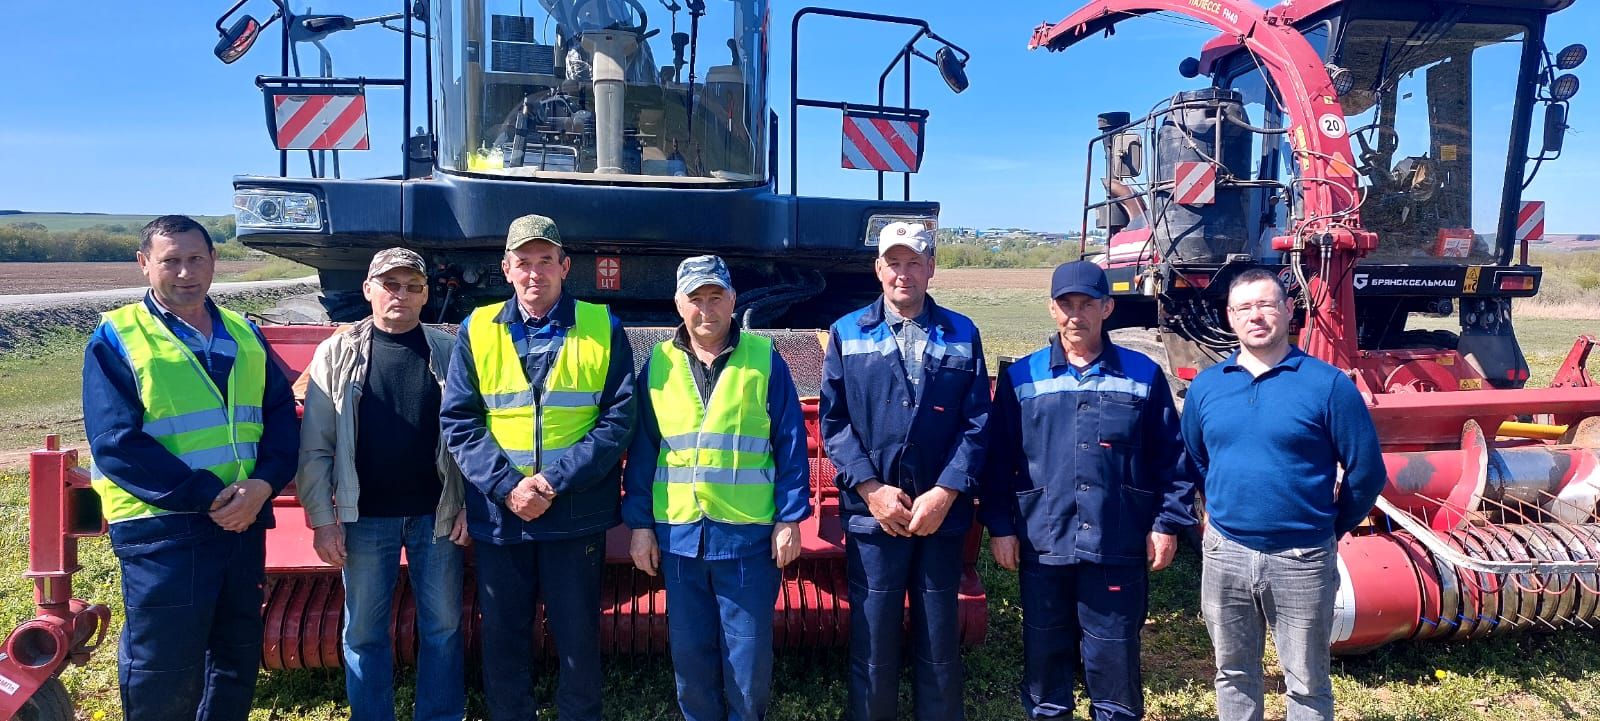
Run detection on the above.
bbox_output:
[621,330,812,560]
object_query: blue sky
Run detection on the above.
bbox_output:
[0,0,1595,232]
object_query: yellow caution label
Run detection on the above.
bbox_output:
[1112,281,1131,292]
[1459,378,1483,390]
[1438,355,1454,366]
[1440,145,1458,162]
[1464,266,1482,294]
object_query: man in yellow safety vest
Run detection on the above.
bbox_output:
[440,213,636,721]
[622,254,812,721]
[82,214,300,720]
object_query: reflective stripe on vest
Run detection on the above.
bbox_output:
[467,300,612,476]
[647,333,775,525]
[90,302,267,524]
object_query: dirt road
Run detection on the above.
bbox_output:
[0,277,320,352]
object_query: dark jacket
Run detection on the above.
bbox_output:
[440,294,636,543]
[82,293,300,546]
[819,297,990,536]
[981,337,1194,566]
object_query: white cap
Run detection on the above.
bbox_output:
[877,221,933,257]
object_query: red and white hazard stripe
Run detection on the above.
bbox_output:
[1173,161,1216,205]
[841,114,923,173]
[1516,201,1546,243]
[271,93,370,151]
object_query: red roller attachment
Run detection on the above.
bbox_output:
[1331,534,1424,654]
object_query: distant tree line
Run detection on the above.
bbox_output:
[934,229,1102,269]
[0,217,243,262]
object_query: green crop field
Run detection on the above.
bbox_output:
[3,264,1600,719]
[0,213,231,233]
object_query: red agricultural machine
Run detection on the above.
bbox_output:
[3,2,986,718]
[1033,0,1600,651]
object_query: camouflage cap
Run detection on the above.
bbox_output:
[675,255,734,296]
[367,247,426,278]
[505,213,563,251]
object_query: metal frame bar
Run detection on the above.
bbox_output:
[788,7,958,199]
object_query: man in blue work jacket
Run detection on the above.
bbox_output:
[820,221,991,721]
[623,255,811,721]
[440,214,636,721]
[83,215,300,721]
[981,261,1194,721]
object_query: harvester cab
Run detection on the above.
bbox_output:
[209,0,971,328]
[1050,0,1585,395]
[1034,0,1600,653]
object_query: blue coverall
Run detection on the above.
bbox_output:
[819,297,990,721]
[981,337,1194,720]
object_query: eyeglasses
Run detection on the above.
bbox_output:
[371,279,426,295]
[1227,301,1285,316]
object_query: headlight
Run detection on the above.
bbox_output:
[864,213,937,247]
[234,190,322,230]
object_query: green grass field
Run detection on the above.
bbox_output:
[4,283,1600,719]
[0,213,230,233]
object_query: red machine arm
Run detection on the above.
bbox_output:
[1031,0,1376,369]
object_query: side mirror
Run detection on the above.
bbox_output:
[1111,132,1143,178]
[1544,103,1568,155]
[935,46,969,94]
[215,15,262,64]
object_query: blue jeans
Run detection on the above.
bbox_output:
[845,532,965,721]
[1018,561,1147,720]
[111,520,264,721]
[473,534,605,721]
[1201,531,1339,721]
[664,553,782,721]
[342,514,465,721]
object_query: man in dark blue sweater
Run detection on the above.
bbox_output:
[1180,269,1385,721]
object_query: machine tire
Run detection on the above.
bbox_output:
[12,677,73,721]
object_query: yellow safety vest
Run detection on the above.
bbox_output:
[647,333,775,525]
[467,300,612,475]
[91,302,266,523]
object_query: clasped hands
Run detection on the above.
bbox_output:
[506,473,557,521]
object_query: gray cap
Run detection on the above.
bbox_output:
[675,255,734,295]
[367,247,426,278]
[877,221,933,257]
[505,214,563,251]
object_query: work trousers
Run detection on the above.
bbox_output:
[111,519,265,721]
[474,533,605,721]
[1201,531,1339,721]
[1018,560,1148,720]
[845,532,965,721]
[664,553,782,721]
[341,514,465,721]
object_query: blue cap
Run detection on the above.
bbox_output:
[675,254,734,295]
[1050,260,1110,299]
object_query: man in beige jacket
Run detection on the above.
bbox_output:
[297,248,468,721]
